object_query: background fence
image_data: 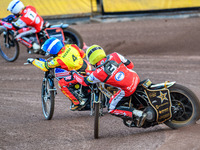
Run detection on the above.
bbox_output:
[102,0,200,13]
[0,0,98,19]
[1,0,200,19]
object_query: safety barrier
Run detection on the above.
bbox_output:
[102,0,200,13]
[0,0,97,19]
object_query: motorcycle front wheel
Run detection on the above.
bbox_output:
[63,27,83,49]
[94,103,100,139]
[0,32,19,62]
[41,78,55,120]
[164,84,200,129]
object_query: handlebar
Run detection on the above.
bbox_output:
[24,62,31,65]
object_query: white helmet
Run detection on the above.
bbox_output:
[7,0,24,15]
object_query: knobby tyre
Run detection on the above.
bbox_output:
[41,78,55,120]
[63,27,83,49]
[0,32,19,62]
[94,103,100,139]
[164,84,200,129]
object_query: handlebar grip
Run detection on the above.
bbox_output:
[24,62,30,65]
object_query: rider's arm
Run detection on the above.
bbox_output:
[12,19,27,30]
[2,15,17,22]
[0,21,17,30]
[0,15,19,30]
[0,18,27,31]
[72,71,101,86]
[32,57,60,72]
[117,53,134,69]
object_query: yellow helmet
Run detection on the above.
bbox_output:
[86,45,106,65]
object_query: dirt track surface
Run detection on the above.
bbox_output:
[1,17,200,150]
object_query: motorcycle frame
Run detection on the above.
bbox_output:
[2,27,65,50]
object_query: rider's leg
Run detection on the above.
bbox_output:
[15,27,40,51]
[108,90,132,117]
[58,76,85,111]
[108,89,147,127]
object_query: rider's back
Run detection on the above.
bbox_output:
[20,5,43,32]
[55,44,85,71]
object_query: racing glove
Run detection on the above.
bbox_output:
[70,70,77,75]
[27,58,35,64]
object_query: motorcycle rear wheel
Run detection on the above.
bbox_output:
[63,27,83,49]
[0,33,19,62]
[41,79,55,120]
[164,84,200,129]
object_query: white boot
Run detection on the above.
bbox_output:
[32,43,40,53]
[133,109,143,117]
[133,109,147,127]
[80,98,87,106]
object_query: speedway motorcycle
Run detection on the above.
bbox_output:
[0,15,83,62]
[95,79,200,138]
[25,60,200,139]
[24,61,108,138]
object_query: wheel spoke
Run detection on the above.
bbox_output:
[184,112,192,118]
[170,91,194,122]
[178,116,186,121]
[184,105,193,112]
[41,79,55,120]
[179,96,186,102]
[171,94,176,101]
[0,33,19,61]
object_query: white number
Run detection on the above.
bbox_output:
[108,64,117,73]
[25,9,36,21]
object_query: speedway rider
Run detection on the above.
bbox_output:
[70,45,147,127]
[0,0,43,52]
[26,37,92,111]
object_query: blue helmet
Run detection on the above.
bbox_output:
[42,37,64,56]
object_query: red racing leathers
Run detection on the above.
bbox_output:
[1,6,43,45]
[72,52,140,118]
